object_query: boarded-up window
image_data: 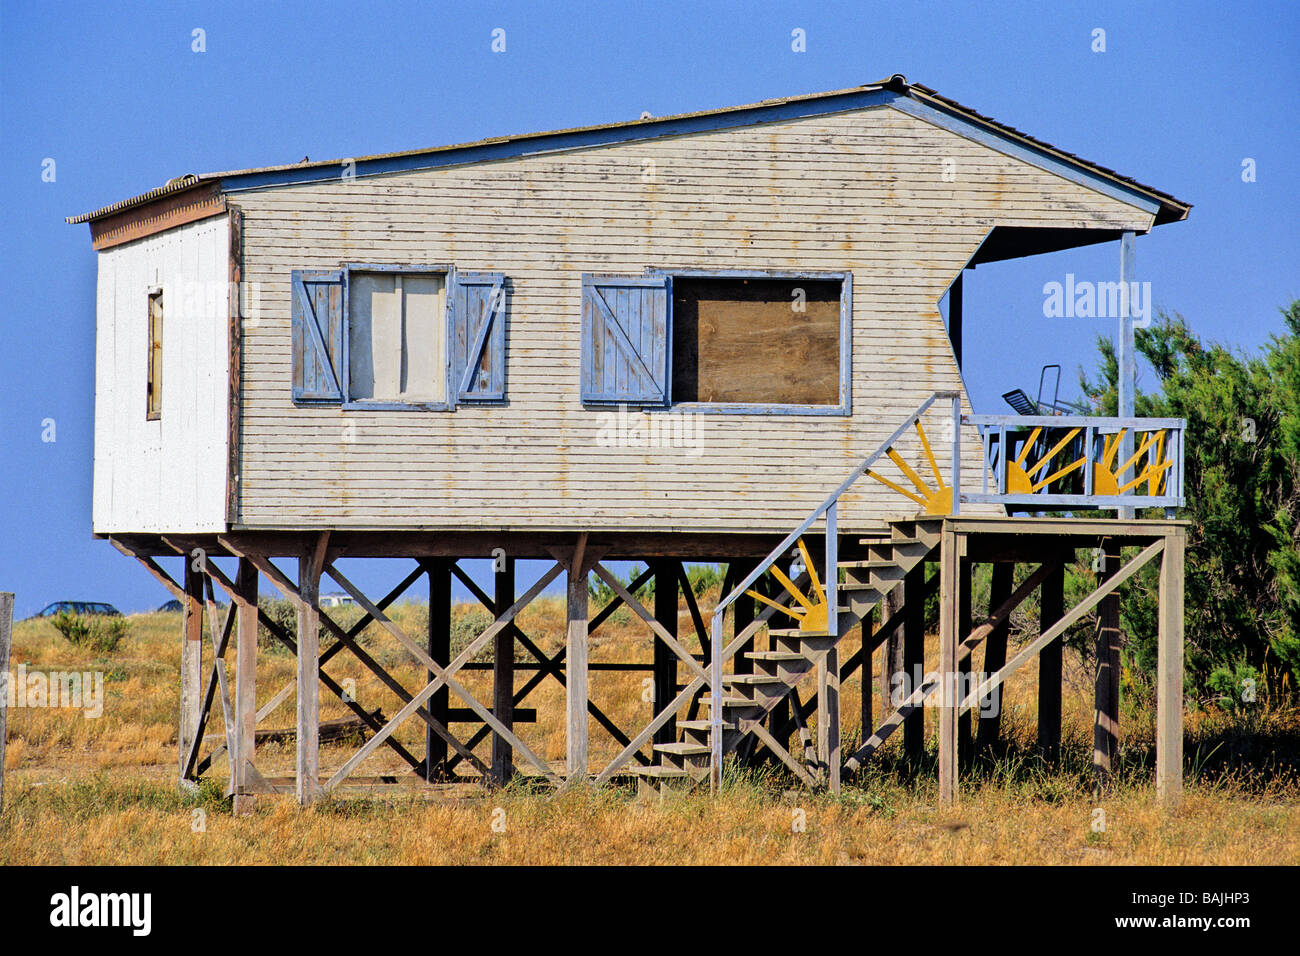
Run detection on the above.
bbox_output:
[671,277,842,405]
[146,289,163,420]
[348,272,446,403]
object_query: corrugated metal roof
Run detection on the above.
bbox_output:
[67,76,1190,225]
[66,175,201,224]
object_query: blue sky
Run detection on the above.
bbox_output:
[1,0,1296,617]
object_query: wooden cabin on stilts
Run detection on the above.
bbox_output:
[68,75,1191,813]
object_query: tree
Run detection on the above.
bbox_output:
[1078,302,1300,703]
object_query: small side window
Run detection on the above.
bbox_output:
[147,288,163,420]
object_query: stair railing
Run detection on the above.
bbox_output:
[708,391,962,790]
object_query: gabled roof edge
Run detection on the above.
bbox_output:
[67,75,1191,227]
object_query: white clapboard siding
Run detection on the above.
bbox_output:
[93,216,229,533]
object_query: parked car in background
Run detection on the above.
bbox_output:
[31,601,123,619]
[320,594,355,609]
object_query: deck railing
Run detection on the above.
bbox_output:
[961,414,1186,512]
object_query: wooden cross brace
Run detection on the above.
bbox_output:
[440,560,651,772]
[592,570,810,786]
[319,560,565,790]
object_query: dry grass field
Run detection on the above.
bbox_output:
[3,589,1298,866]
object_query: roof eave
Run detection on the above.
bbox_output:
[67,75,1191,229]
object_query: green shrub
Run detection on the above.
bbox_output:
[50,611,129,654]
[685,563,725,597]
[257,596,299,651]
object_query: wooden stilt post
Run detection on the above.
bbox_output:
[818,510,841,793]
[296,538,325,806]
[1037,561,1065,764]
[861,605,874,758]
[1157,528,1185,810]
[731,560,759,763]
[426,558,451,781]
[0,592,12,812]
[938,526,960,806]
[902,562,926,764]
[976,562,1013,752]
[817,644,841,793]
[731,561,755,677]
[180,561,204,786]
[1094,540,1122,789]
[766,556,792,757]
[652,559,678,756]
[231,558,258,815]
[957,557,973,765]
[566,538,589,785]
[879,584,903,736]
[491,555,516,786]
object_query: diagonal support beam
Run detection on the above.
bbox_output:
[592,563,709,684]
[958,540,1165,715]
[844,561,1054,771]
[109,538,185,599]
[323,561,564,787]
[592,572,808,786]
[749,720,819,789]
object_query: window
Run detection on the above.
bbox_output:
[290,266,507,408]
[580,270,850,413]
[147,288,163,420]
[672,276,842,405]
[348,271,446,403]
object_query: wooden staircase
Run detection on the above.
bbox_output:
[633,515,942,795]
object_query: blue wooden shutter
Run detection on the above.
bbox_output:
[580,274,671,405]
[448,272,506,403]
[290,270,344,403]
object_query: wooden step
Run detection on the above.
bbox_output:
[839,582,885,608]
[866,536,931,562]
[745,650,815,680]
[630,764,693,779]
[769,628,834,640]
[676,718,737,733]
[653,741,710,756]
[842,560,907,589]
[700,694,765,709]
[725,672,787,686]
[891,517,943,546]
[744,650,807,663]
